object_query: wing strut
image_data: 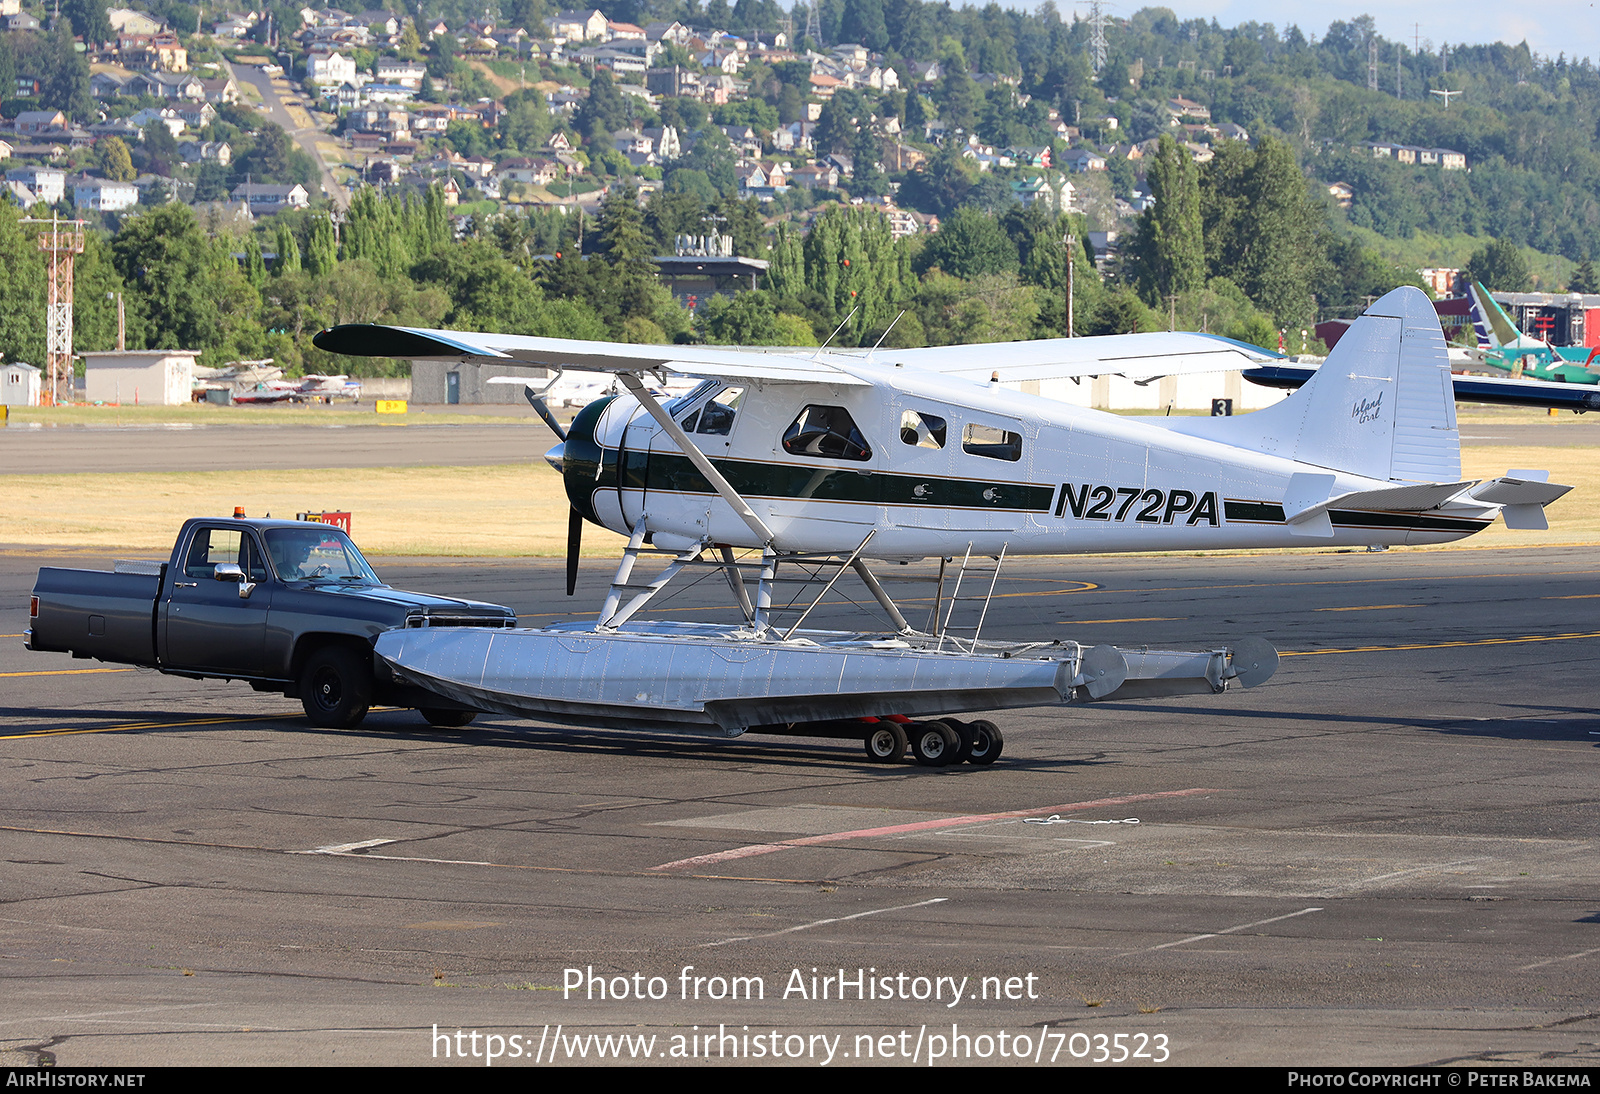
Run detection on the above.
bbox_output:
[614,371,778,548]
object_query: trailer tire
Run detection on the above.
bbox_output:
[863,723,907,763]
[299,645,372,729]
[909,721,960,767]
[420,708,477,727]
[964,720,1004,765]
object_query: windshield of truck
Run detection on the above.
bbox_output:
[264,527,380,584]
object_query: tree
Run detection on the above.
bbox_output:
[96,137,136,183]
[0,206,47,366]
[1201,137,1325,328]
[273,220,301,276]
[43,18,93,122]
[63,0,111,45]
[1465,237,1533,293]
[110,204,259,358]
[917,206,1018,280]
[575,71,629,145]
[1130,135,1204,306]
[305,214,338,277]
[1570,260,1599,294]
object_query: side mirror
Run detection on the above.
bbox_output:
[213,564,256,600]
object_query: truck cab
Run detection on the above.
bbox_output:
[28,518,518,729]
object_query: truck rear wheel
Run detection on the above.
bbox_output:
[863,723,907,763]
[299,645,372,729]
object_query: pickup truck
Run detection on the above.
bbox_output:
[26,518,517,729]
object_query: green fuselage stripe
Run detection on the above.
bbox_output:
[605,449,1057,512]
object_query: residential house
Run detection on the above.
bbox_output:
[7,167,65,203]
[375,58,427,88]
[1009,173,1076,213]
[73,175,140,212]
[549,8,607,40]
[1166,96,1209,122]
[305,51,357,86]
[232,182,311,212]
[14,110,67,135]
[1062,148,1107,173]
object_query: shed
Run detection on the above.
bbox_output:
[82,350,201,405]
[1,361,41,406]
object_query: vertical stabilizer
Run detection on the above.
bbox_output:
[1192,287,1459,483]
[1468,281,1525,349]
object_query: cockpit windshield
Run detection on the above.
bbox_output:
[264,526,381,584]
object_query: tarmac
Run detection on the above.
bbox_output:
[0,411,1596,1067]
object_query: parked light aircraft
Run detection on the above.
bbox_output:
[308,287,1571,765]
[1467,281,1600,383]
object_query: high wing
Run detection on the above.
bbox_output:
[874,331,1281,384]
[312,324,869,386]
[313,325,1281,388]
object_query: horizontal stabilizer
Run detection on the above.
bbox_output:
[1467,473,1573,530]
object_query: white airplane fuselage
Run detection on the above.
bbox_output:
[562,357,1490,559]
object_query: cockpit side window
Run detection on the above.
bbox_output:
[782,405,873,461]
[696,386,744,436]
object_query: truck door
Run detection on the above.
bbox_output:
[160,526,273,674]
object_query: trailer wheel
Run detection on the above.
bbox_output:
[420,708,477,728]
[964,720,1004,765]
[863,723,907,763]
[909,721,960,767]
[299,645,372,729]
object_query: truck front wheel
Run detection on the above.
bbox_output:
[299,646,372,729]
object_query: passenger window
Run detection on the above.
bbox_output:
[962,422,1023,462]
[900,410,947,449]
[782,405,872,461]
[696,386,743,436]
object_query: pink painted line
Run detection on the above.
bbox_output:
[651,787,1225,871]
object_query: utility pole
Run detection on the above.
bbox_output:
[1431,88,1461,108]
[1063,232,1075,337]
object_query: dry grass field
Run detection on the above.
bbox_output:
[0,446,1595,558]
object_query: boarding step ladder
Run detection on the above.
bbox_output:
[934,543,1008,653]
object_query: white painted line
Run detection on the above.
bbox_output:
[1314,857,1491,895]
[699,897,949,948]
[297,838,399,855]
[1518,946,1600,971]
[1126,906,1324,955]
[651,788,1225,871]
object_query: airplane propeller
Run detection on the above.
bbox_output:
[566,506,582,596]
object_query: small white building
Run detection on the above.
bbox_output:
[1,361,41,406]
[82,350,200,406]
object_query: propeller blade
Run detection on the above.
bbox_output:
[566,507,582,596]
[524,387,567,441]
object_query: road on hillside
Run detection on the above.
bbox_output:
[227,59,348,211]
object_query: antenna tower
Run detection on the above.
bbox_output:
[1087,1,1110,74]
[1368,38,1378,91]
[26,215,86,406]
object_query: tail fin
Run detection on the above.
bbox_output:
[1469,281,1523,348]
[1195,286,1459,484]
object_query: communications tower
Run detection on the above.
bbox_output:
[25,215,86,406]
